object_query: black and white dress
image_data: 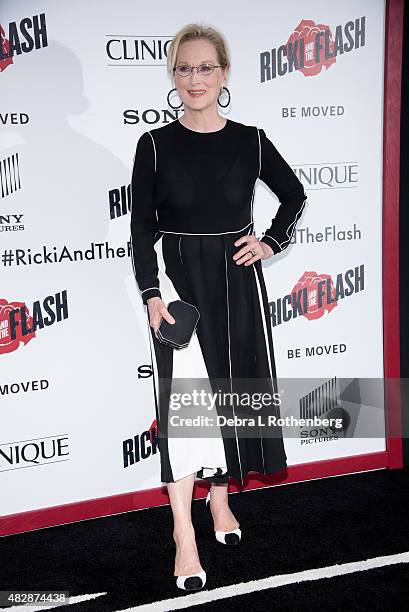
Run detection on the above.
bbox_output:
[130,118,307,486]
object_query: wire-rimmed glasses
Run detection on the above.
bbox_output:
[173,62,223,77]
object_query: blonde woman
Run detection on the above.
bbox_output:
[130,23,307,591]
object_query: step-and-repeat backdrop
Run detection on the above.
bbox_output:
[1,0,386,516]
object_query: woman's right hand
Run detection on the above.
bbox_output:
[147,297,176,334]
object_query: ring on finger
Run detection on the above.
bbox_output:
[249,248,257,257]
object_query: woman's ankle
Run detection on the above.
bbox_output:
[173,523,195,543]
[209,484,229,505]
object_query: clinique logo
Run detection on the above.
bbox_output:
[0,435,69,471]
[106,35,171,65]
[293,162,359,189]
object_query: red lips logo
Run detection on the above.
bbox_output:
[287,19,336,77]
[0,25,13,72]
[292,271,338,321]
[0,300,36,354]
[149,419,158,445]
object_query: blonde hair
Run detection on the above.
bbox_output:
[167,23,230,78]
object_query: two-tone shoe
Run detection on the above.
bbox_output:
[176,570,206,591]
[205,490,241,545]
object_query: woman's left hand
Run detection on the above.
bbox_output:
[233,235,274,265]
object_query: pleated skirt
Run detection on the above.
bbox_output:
[146,222,288,486]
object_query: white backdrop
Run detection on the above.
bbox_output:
[0,0,386,517]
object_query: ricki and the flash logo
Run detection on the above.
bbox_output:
[2,290,68,341]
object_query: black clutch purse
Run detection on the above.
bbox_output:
[155,300,200,350]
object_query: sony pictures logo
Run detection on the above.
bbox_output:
[0,152,21,199]
[106,35,172,66]
[0,214,25,232]
[299,377,350,444]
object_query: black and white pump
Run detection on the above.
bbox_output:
[205,491,242,545]
[176,570,207,591]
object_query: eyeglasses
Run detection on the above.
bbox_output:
[173,62,223,77]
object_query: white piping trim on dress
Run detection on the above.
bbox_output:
[141,287,160,293]
[130,210,157,300]
[224,246,244,483]
[158,233,226,482]
[159,221,253,236]
[129,187,143,299]
[252,267,274,474]
[257,127,261,178]
[257,126,308,252]
[146,311,160,425]
[147,131,157,172]
[129,130,160,300]
[252,267,274,383]
[246,222,266,472]
[248,128,260,231]
[261,233,282,252]
[250,182,256,226]
[276,194,308,249]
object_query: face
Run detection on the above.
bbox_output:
[173,39,228,112]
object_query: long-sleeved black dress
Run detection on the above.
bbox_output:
[130,118,307,486]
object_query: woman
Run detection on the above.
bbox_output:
[130,23,307,591]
